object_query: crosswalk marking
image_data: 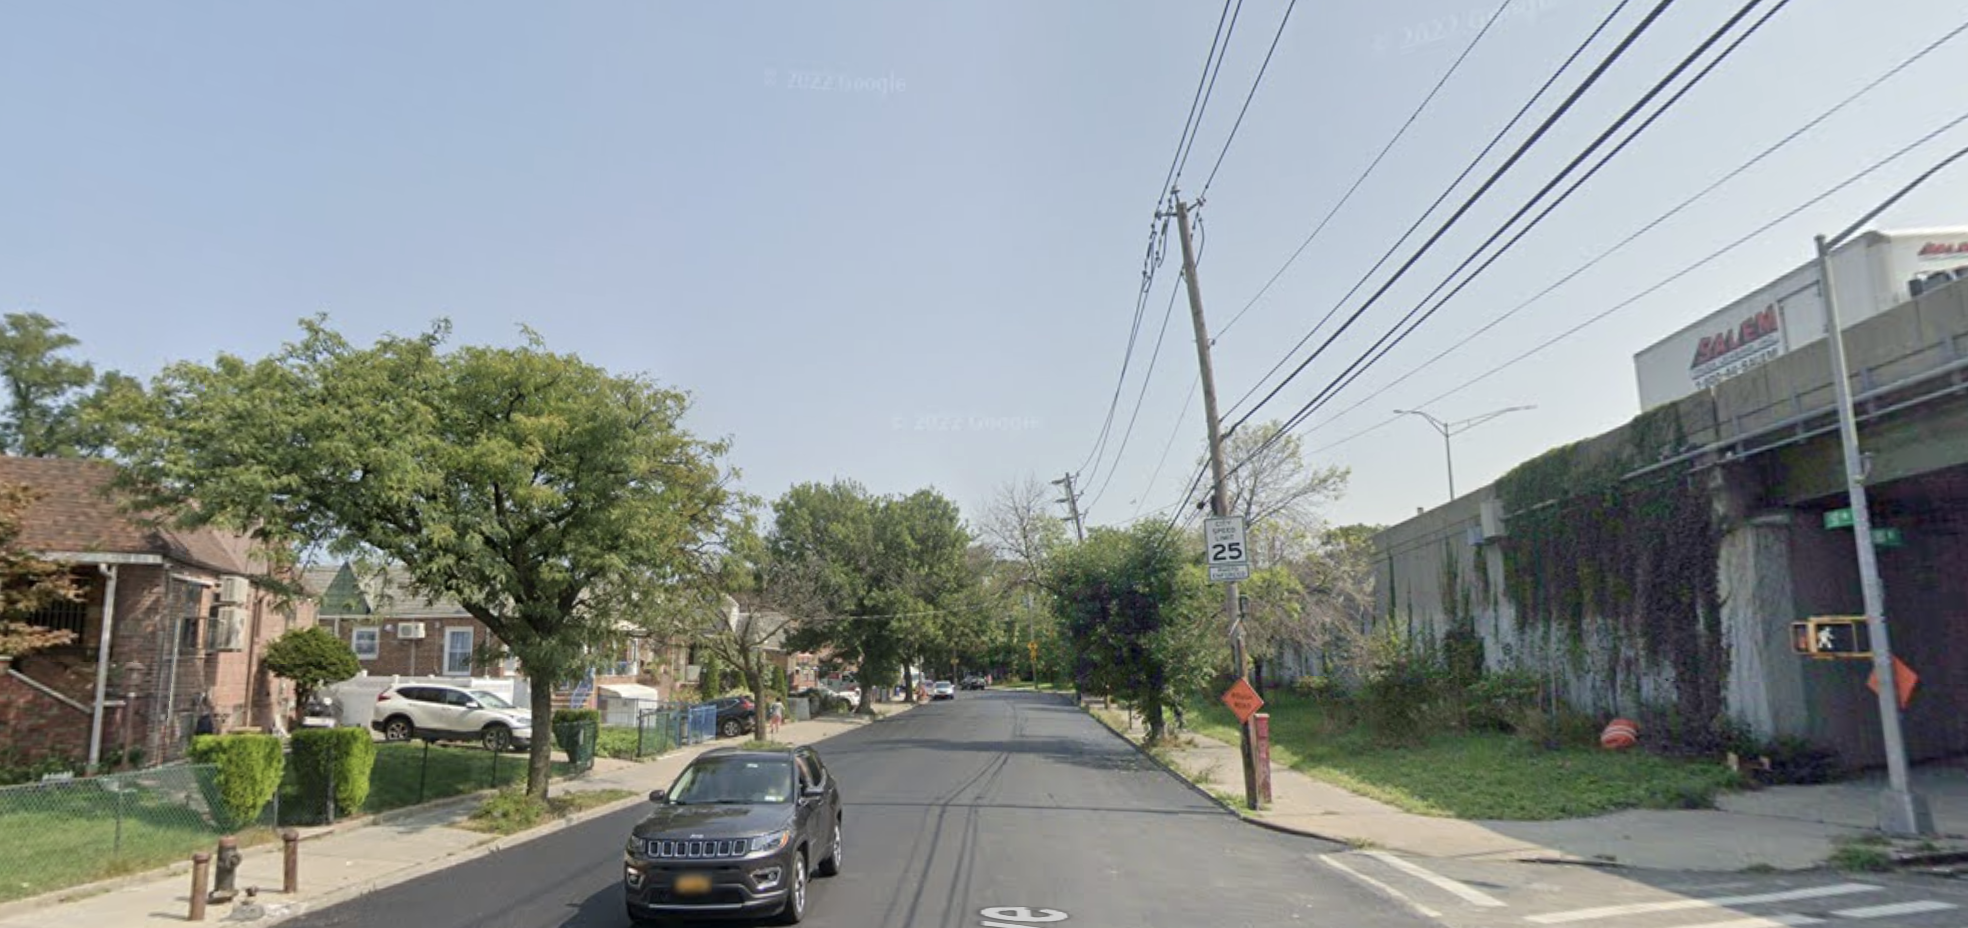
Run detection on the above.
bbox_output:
[1829,900,1958,919]
[1320,856,1442,920]
[1363,851,1507,907]
[1525,883,1882,924]
[1673,915,1824,928]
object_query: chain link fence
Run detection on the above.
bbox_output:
[633,708,682,758]
[0,764,272,904]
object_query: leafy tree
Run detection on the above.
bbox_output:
[698,652,724,697]
[771,663,788,698]
[104,318,738,797]
[775,481,976,714]
[1046,521,1220,742]
[0,312,141,458]
[1220,420,1349,546]
[261,626,360,723]
[1292,523,1383,680]
[1239,564,1307,694]
[0,483,81,658]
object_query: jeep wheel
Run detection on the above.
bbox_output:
[772,851,806,924]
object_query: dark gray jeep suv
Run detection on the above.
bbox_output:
[623,745,842,925]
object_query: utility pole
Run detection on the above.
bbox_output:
[1169,190,1260,811]
[1052,472,1086,542]
[1807,144,1965,836]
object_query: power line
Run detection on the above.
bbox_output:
[1076,220,1170,478]
[1156,0,1240,212]
[1173,0,1248,189]
[1260,0,1788,445]
[1199,0,1300,197]
[1214,0,1524,344]
[1412,112,1968,408]
[1296,107,1968,462]
[1085,275,1185,515]
[1129,373,1201,521]
[1283,14,1968,437]
[1221,0,1644,423]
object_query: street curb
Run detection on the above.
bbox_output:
[1075,699,1355,848]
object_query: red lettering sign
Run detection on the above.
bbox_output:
[1920,241,1968,258]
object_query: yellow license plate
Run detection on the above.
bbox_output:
[674,873,712,895]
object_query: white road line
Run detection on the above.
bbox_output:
[1674,915,1824,928]
[1363,851,1506,907]
[1830,900,1959,919]
[1525,883,1882,924]
[1322,855,1442,920]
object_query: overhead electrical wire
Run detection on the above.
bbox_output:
[1213,0,1521,344]
[1077,0,1239,490]
[1200,0,1300,198]
[1173,0,1248,190]
[1084,277,1185,515]
[1252,0,1788,451]
[1283,15,1968,439]
[1129,373,1201,521]
[1221,0,1639,421]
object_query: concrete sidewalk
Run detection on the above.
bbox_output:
[0,703,915,928]
[1093,702,1968,872]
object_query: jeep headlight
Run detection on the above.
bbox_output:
[749,829,792,853]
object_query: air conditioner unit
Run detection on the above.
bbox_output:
[212,606,246,651]
[218,575,252,605]
[396,621,427,640]
[1479,499,1508,541]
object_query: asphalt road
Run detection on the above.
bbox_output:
[281,689,1437,928]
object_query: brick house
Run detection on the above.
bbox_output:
[302,562,694,711]
[302,563,512,680]
[0,457,316,771]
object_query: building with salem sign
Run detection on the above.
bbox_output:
[1635,226,1968,410]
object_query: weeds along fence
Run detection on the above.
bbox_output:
[0,764,273,904]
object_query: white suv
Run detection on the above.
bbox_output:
[371,684,533,751]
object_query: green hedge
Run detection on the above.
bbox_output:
[188,733,284,829]
[290,728,377,819]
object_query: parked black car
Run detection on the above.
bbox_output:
[623,745,843,925]
[959,676,986,691]
[709,696,756,739]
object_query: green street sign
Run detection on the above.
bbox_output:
[1824,508,1855,529]
[1872,527,1905,548]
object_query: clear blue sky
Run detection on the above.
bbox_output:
[5,1,1966,534]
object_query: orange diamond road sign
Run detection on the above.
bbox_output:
[1867,655,1919,710]
[1221,678,1264,724]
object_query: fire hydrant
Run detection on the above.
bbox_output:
[209,837,242,905]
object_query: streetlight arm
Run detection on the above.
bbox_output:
[1829,144,1968,248]
[1446,404,1537,436]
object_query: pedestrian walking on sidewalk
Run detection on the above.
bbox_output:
[768,697,784,735]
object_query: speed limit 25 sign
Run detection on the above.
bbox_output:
[1204,516,1250,582]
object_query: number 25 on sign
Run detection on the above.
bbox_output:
[1204,516,1250,582]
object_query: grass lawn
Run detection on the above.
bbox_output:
[463,788,639,835]
[277,741,576,824]
[0,772,274,904]
[598,725,677,761]
[1184,692,1740,821]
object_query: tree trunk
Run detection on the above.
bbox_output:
[526,679,555,799]
[1144,698,1166,744]
[747,660,768,740]
[856,681,876,717]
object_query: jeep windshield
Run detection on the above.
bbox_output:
[667,757,795,805]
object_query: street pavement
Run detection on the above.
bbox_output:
[276,689,1438,928]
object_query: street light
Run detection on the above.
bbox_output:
[1392,405,1536,501]
[1813,143,1967,837]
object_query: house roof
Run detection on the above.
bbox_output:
[302,561,470,620]
[0,455,259,575]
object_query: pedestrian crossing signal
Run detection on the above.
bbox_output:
[1791,617,1872,659]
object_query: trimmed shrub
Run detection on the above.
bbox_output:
[770,665,788,698]
[291,727,376,820]
[699,656,724,696]
[189,733,284,829]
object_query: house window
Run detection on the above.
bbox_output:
[351,628,380,660]
[180,615,201,650]
[23,597,88,638]
[443,627,473,676]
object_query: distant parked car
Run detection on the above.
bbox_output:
[930,681,956,701]
[707,696,757,738]
[372,684,533,751]
[959,677,985,691]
